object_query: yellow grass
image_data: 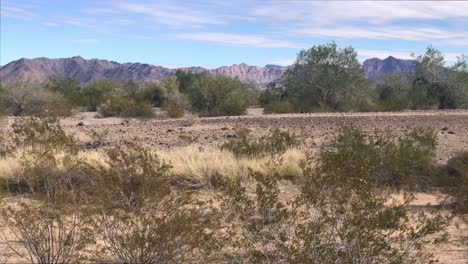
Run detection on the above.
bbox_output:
[160,145,306,188]
[0,155,19,179]
[0,145,306,189]
[80,145,306,188]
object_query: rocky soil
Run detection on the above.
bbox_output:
[60,109,468,163]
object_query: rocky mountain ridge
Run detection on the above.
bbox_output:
[0,56,416,87]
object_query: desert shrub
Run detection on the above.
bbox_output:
[375,73,411,111]
[258,82,285,106]
[283,43,371,112]
[409,47,467,109]
[263,101,295,114]
[221,128,297,158]
[81,79,123,111]
[296,147,448,263]
[0,117,94,263]
[2,80,74,117]
[332,127,437,189]
[220,170,293,262]
[139,77,181,108]
[139,82,167,107]
[186,74,255,116]
[44,76,84,105]
[163,92,189,118]
[186,113,200,126]
[122,80,140,99]
[98,96,154,118]
[434,151,468,213]
[175,69,203,93]
[221,146,449,263]
[88,144,219,263]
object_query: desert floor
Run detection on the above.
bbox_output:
[1,109,467,263]
[61,109,468,163]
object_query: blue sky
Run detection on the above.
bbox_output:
[1,0,467,68]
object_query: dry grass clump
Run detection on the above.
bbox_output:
[1,146,306,191]
[160,145,305,189]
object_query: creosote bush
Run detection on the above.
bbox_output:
[434,151,468,214]
[221,132,449,263]
[98,96,154,118]
[87,144,220,263]
[263,101,295,114]
[221,128,297,158]
[0,117,94,264]
[2,80,74,117]
[163,92,189,118]
[332,127,437,189]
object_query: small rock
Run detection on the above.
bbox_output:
[441,127,448,131]
[76,122,84,126]
[448,131,455,134]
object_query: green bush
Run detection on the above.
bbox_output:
[409,47,467,109]
[263,101,295,114]
[2,80,74,117]
[1,117,93,263]
[98,96,154,118]
[88,144,219,263]
[331,127,437,189]
[375,74,411,111]
[163,92,189,118]
[45,76,84,106]
[186,74,255,116]
[283,43,371,112]
[434,151,468,213]
[81,79,123,111]
[221,128,297,158]
[139,82,167,107]
[221,158,449,263]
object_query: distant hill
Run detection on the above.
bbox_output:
[0,56,416,87]
[0,56,286,87]
[362,56,416,80]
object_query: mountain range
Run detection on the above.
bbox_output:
[0,56,416,87]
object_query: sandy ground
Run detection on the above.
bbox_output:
[58,109,468,163]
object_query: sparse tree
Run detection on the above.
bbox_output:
[81,79,123,111]
[44,76,83,105]
[411,46,467,109]
[187,74,255,116]
[175,69,203,93]
[2,80,73,117]
[283,43,370,112]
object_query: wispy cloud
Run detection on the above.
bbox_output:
[271,58,295,66]
[71,38,99,44]
[251,1,468,46]
[251,1,468,24]
[40,21,58,27]
[108,1,226,27]
[292,26,468,45]
[0,6,38,19]
[1,0,466,66]
[173,32,303,48]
